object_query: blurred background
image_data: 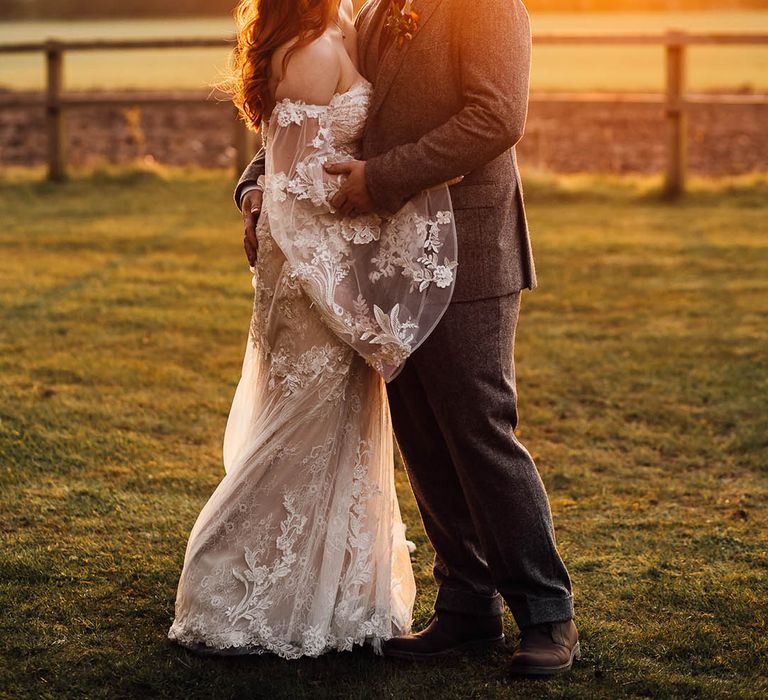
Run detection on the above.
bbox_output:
[0,0,766,178]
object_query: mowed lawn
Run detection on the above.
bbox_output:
[0,170,766,699]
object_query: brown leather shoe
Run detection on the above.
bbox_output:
[383,611,505,660]
[508,618,580,676]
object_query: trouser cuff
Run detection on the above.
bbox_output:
[509,593,575,629]
[435,586,505,617]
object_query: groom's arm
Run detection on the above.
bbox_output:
[234,148,266,210]
[365,0,531,215]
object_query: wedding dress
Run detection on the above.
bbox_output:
[168,80,458,659]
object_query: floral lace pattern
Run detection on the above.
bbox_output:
[263,80,458,381]
[168,82,423,660]
[268,343,351,399]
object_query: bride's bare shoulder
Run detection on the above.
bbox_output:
[272,35,342,106]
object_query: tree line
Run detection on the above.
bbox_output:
[1,0,764,20]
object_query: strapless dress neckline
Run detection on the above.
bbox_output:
[268,80,373,122]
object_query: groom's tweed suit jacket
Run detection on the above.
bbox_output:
[236,0,536,301]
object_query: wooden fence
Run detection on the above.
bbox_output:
[0,31,766,195]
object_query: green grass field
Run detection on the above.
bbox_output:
[1,169,767,699]
[0,11,767,92]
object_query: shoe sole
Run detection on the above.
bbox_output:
[384,635,506,661]
[508,640,582,677]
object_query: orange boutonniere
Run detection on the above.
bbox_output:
[385,0,420,47]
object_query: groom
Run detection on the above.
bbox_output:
[236,0,579,676]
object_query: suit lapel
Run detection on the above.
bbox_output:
[366,0,446,122]
[357,0,387,80]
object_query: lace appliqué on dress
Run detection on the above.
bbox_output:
[263,82,458,381]
[168,81,420,661]
[169,437,396,660]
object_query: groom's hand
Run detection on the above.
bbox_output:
[242,189,262,267]
[325,160,375,217]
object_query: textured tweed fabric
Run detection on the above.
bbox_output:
[388,293,574,627]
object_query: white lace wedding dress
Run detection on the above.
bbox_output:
[168,81,458,659]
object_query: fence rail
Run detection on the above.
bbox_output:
[0,31,766,194]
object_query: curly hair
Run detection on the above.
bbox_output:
[230,0,337,130]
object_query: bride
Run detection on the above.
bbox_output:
[168,0,458,658]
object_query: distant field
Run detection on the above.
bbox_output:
[0,11,767,92]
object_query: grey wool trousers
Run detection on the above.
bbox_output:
[387,292,574,629]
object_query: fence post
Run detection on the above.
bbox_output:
[233,107,252,179]
[45,39,66,181]
[664,30,687,197]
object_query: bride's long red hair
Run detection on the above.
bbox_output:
[231,0,338,130]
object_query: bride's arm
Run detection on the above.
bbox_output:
[234,37,342,209]
[364,0,531,215]
[264,41,457,383]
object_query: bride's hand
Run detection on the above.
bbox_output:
[242,189,262,266]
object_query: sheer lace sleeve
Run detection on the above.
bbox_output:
[262,97,458,382]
